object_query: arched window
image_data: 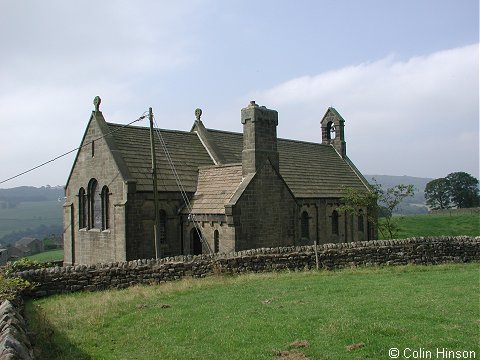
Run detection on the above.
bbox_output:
[331,210,339,235]
[159,210,167,244]
[101,186,110,230]
[78,187,86,229]
[301,211,309,239]
[214,230,219,253]
[191,228,202,255]
[88,179,101,229]
[326,121,336,140]
[358,210,364,232]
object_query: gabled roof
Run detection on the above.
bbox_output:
[205,129,368,198]
[187,164,243,214]
[71,108,368,198]
[65,111,135,189]
[107,123,214,192]
[15,237,40,246]
[321,107,346,124]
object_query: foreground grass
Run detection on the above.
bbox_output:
[26,249,64,262]
[379,213,479,239]
[26,263,479,360]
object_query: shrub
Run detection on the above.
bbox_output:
[0,275,32,302]
[3,258,51,276]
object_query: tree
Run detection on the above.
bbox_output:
[375,183,415,239]
[424,178,451,210]
[445,172,479,208]
[340,180,415,239]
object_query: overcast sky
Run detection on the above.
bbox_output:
[0,0,478,188]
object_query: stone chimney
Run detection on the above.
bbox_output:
[241,101,279,176]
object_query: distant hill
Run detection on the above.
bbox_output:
[0,186,64,245]
[365,175,433,191]
[0,186,63,208]
[365,175,433,215]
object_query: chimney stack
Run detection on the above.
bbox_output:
[241,101,279,176]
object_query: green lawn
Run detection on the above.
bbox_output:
[25,263,479,360]
[26,249,64,262]
[380,213,479,239]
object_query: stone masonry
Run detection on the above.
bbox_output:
[16,237,480,299]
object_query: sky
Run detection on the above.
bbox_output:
[0,0,478,188]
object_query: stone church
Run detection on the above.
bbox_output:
[63,98,375,265]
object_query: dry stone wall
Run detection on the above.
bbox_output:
[14,236,480,299]
[2,236,478,359]
[0,301,33,360]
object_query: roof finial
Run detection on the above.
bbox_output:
[93,96,101,112]
[195,108,202,122]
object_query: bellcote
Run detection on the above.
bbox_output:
[320,107,347,159]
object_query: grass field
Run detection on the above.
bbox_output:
[381,213,479,239]
[26,249,64,262]
[25,263,479,360]
[0,200,62,239]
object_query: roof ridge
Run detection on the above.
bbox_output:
[278,137,329,147]
[205,128,242,135]
[198,163,242,170]
[107,122,197,136]
[206,127,329,147]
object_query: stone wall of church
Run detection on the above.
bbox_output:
[298,199,372,246]
[232,163,297,251]
[125,192,187,260]
[183,218,236,254]
[64,114,127,266]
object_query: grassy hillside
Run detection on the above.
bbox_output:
[25,263,479,360]
[380,212,479,239]
[0,200,63,241]
[26,249,64,262]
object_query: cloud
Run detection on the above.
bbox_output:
[0,1,206,187]
[250,44,479,179]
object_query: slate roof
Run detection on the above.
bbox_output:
[103,118,368,198]
[15,237,40,247]
[188,164,243,214]
[107,124,214,192]
[206,129,368,198]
